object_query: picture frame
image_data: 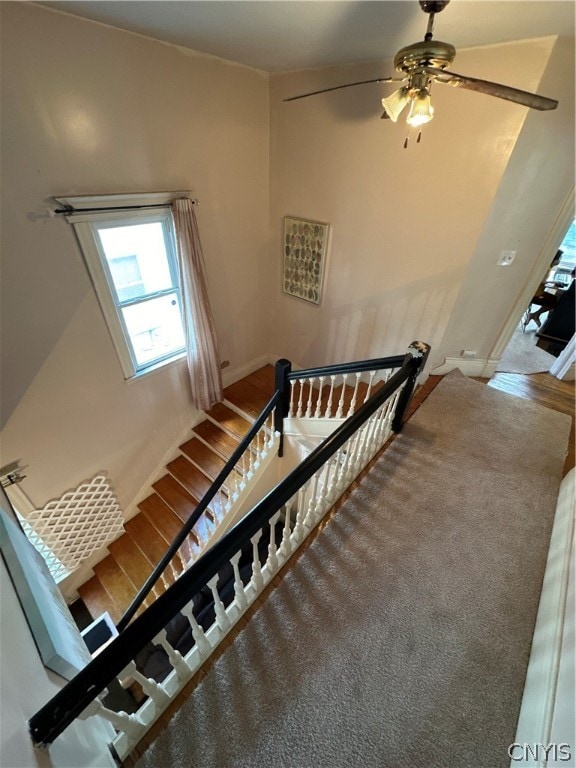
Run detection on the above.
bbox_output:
[282,216,329,305]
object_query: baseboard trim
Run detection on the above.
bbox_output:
[431,357,492,377]
[222,354,272,388]
[511,469,575,766]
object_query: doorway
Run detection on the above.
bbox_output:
[487,189,575,379]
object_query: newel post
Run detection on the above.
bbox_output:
[392,341,431,432]
[274,358,292,457]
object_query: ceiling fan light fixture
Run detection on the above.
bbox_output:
[381,87,410,122]
[406,89,434,126]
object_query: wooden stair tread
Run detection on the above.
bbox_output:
[168,455,224,501]
[241,364,275,396]
[138,494,198,559]
[224,378,272,418]
[78,575,122,625]
[205,402,252,440]
[152,474,200,523]
[125,515,175,566]
[179,436,229,481]
[108,535,154,589]
[93,556,138,610]
[193,419,241,460]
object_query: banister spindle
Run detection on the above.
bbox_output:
[279,501,293,557]
[180,601,211,657]
[336,374,348,418]
[250,529,264,590]
[80,698,144,740]
[364,371,376,402]
[154,630,193,681]
[314,376,325,418]
[347,372,362,418]
[207,573,231,631]
[120,662,170,709]
[305,379,314,418]
[230,550,248,609]
[266,511,282,572]
[296,380,305,418]
[326,375,336,418]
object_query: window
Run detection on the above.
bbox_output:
[60,193,187,378]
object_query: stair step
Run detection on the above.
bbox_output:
[241,364,275,397]
[179,436,230,482]
[206,402,252,440]
[167,456,226,518]
[108,535,154,590]
[193,419,241,461]
[93,556,138,613]
[78,575,122,625]
[152,474,204,523]
[125,515,181,571]
[224,378,273,419]
[139,494,199,560]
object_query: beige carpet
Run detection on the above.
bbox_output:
[496,326,556,374]
[136,371,571,768]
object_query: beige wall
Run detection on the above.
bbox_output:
[0,3,271,508]
[269,36,574,370]
[1,3,574,516]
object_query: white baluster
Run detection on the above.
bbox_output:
[80,698,144,740]
[154,630,193,681]
[288,380,296,418]
[347,372,362,417]
[266,511,282,572]
[180,601,211,657]
[326,375,336,418]
[296,380,305,418]
[305,379,314,418]
[304,473,320,528]
[206,573,231,631]
[336,374,348,418]
[120,662,170,710]
[314,456,333,518]
[293,485,308,543]
[314,376,325,418]
[278,502,293,557]
[229,551,248,610]
[250,530,264,590]
[364,371,376,402]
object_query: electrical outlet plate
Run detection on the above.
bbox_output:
[497,250,516,266]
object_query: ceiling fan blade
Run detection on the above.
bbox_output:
[283,77,406,102]
[424,66,558,111]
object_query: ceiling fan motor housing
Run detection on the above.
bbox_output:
[394,40,456,73]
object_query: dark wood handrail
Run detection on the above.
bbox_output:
[287,354,406,380]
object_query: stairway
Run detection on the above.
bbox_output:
[77,366,276,625]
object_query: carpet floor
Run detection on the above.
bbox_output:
[136,371,571,768]
[495,326,556,374]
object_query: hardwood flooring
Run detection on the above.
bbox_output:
[487,372,575,477]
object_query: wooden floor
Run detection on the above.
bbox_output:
[487,372,575,477]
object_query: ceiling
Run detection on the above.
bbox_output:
[41,1,575,73]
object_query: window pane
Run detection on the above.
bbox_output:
[98,222,174,302]
[121,293,185,366]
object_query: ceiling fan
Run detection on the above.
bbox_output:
[284,0,558,141]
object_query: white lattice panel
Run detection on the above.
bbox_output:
[24,475,124,580]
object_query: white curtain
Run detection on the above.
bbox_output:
[172,198,223,410]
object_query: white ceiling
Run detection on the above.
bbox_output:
[41,1,575,73]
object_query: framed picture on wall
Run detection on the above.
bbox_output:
[282,216,330,305]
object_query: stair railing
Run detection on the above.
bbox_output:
[117,390,283,631]
[29,342,429,758]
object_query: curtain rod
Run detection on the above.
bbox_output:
[54,198,199,215]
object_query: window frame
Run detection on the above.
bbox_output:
[59,193,188,379]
